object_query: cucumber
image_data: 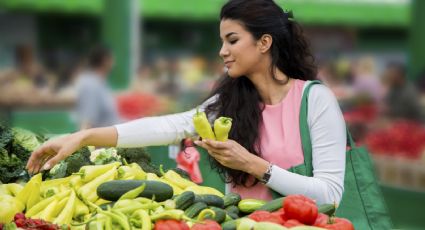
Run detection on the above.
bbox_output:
[204,206,226,223]
[196,194,224,208]
[225,205,240,219]
[318,203,336,216]
[97,180,173,202]
[193,194,202,203]
[223,193,241,207]
[221,219,237,230]
[184,202,208,218]
[238,199,267,213]
[173,191,195,210]
[258,197,285,212]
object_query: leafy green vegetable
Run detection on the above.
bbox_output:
[11,127,41,152]
[0,124,32,183]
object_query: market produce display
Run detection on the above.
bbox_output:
[0,126,356,229]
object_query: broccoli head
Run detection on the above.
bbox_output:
[117,147,151,165]
[65,146,92,175]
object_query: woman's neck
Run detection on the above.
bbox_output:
[248,68,292,105]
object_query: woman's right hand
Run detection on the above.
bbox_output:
[26,133,83,174]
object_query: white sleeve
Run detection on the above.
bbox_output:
[114,95,218,148]
[266,84,346,205]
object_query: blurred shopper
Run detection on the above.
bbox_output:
[75,45,120,130]
[352,56,383,104]
[382,62,423,122]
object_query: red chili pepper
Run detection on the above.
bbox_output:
[191,220,222,230]
[154,219,190,230]
[249,210,285,225]
[283,194,318,225]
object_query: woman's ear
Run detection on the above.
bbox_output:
[258,34,273,53]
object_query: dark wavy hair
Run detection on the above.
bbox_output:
[204,0,317,187]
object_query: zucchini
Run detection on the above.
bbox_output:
[223,192,241,207]
[173,191,195,210]
[196,194,224,208]
[203,206,226,223]
[258,197,285,212]
[318,203,336,216]
[221,220,237,230]
[184,202,208,218]
[97,180,173,202]
[225,205,240,219]
[238,199,266,214]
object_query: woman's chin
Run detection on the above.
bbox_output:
[227,69,242,78]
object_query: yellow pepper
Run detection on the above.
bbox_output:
[193,108,216,140]
[16,173,42,207]
[25,189,70,217]
[163,170,196,189]
[185,185,224,197]
[131,209,151,230]
[213,117,233,142]
[54,189,76,225]
[3,183,23,197]
[75,162,121,183]
[26,180,41,210]
[38,199,59,222]
[74,197,90,219]
[41,177,70,193]
[77,166,118,202]
[129,163,147,180]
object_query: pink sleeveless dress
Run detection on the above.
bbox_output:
[230,79,306,200]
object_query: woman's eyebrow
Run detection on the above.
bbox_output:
[220,32,238,40]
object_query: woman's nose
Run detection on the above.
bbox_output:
[219,43,229,58]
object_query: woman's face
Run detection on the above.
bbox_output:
[219,19,263,78]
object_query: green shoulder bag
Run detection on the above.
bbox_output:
[271,80,393,230]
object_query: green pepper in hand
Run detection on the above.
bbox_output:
[193,108,216,140]
[213,117,232,142]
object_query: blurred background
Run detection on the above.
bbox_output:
[0,0,424,228]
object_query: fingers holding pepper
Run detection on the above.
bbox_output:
[194,139,252,172]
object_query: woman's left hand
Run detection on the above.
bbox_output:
[194,139,265,174]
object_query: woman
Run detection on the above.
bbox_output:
[26,0,346,205]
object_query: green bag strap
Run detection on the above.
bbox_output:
[300,80,355,176]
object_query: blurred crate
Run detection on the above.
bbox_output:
[373,154,425,191]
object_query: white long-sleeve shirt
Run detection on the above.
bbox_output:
[115,81,346,204]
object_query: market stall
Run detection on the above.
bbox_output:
[0,120,356,230]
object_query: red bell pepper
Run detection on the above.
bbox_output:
[283,219,304,228]
[313,213,329,227]
[248,210,285,225]
[191,220,222,230]
[154,219,190,230]
[283,194,318,225]
[315,216,355,230]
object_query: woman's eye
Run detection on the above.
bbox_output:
[229,40,238,44]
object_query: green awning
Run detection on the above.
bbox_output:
[0,0,410,27]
